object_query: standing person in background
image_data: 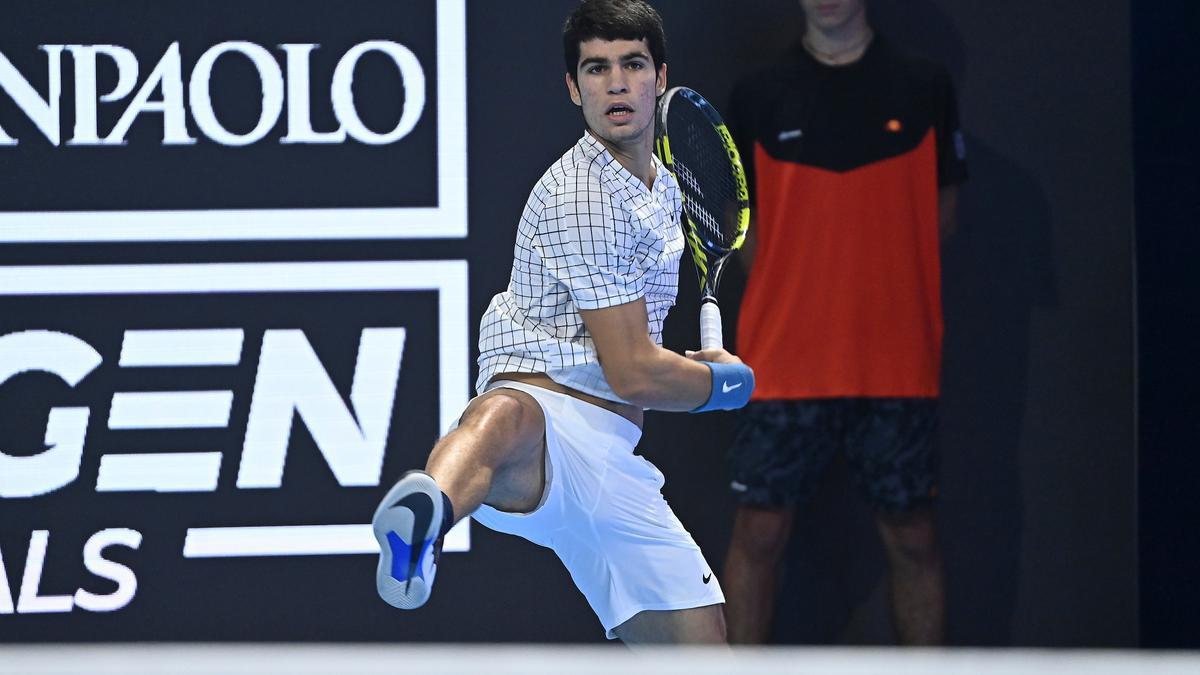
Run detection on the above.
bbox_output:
[720,0,968,645]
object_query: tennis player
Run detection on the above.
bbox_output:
[371,0,754,645]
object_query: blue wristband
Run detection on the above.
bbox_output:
[691,362,755,413]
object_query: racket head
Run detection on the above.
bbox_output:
[655,86,750,296]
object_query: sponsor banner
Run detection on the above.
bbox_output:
[0,261,470,619]
[0,0,466,241]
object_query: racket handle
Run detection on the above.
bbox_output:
[699,300,724,351]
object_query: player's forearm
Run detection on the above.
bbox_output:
[580,299,752,412]
[605,347,714,411]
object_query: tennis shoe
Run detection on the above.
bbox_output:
[373,470,445,609]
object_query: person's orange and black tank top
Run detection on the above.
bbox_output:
[727,37,968,399]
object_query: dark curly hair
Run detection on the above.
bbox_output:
[563,0,667,83]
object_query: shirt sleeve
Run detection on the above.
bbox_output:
[934,68,969,188]
[534,179,646,311]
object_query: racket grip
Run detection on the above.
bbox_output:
[699,300,723,351]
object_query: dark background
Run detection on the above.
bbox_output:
[0,0,1174,646]
[1132,0,1200,650]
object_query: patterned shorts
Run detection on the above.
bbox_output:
[727,398,940,513]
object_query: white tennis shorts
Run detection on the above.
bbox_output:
[469,380,725,638]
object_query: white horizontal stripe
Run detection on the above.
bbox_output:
[95,452,222,492]
[183,520,470,558]
[108,391,233,429]
[0,207,466,242]
[120,329,245,367]
[0,260,467,295]
[0,645,1197,675]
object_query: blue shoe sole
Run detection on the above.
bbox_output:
[372,470,443,609]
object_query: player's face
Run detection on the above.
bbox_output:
[566,38,666,150]
[800,0,866,32]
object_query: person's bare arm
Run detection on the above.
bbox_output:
[738,216,758,271]
[939,186,959,241]
[580,298,746,411]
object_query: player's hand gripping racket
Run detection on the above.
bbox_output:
[654,86,750,350]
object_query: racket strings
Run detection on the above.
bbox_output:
[672,163,721,234]
[667,104,743,249]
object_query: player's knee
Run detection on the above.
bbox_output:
[459,390,542,441]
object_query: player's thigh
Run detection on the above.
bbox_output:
[427,387,546,508]
[611,604,727,646]
[842,398,940,513]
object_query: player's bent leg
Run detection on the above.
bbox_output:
[875,505,945,645]
[426,388,548,516]
[611,604,727,646]
[373,388,547,610]
[722,504,795,644]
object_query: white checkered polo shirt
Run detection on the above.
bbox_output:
[476,132,685,403]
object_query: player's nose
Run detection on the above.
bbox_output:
[607,71,629,94]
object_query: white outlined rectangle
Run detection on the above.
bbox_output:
[0,0,467,242]
[0,260,472,554]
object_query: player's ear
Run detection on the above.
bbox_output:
[656,63,667,96]
[565,72,582,107]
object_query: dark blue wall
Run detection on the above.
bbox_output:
[1133,0,1200,649]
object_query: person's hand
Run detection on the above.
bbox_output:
[685,348,744,366]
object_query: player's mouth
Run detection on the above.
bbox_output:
[605,103,635,122]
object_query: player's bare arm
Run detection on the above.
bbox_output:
[581,297,748,412]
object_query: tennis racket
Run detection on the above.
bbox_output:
[654,86,750,350]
